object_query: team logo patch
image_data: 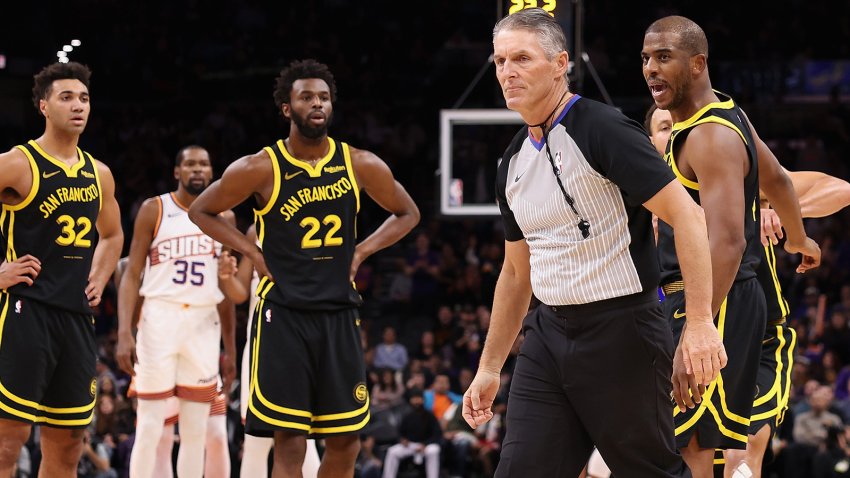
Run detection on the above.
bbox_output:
[354,383,368,403]
[90,378,98,397]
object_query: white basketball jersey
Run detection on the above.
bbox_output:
[139,193,224,306]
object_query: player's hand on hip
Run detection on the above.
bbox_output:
[0,255,41,289]
[681,319,727,386]
[249,248,274,282]
[349,247,366,282]
[116,334,138,377]
[462,369,499,429]
[760,208,783,247]
[784,236,821,273]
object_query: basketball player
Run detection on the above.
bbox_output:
[646,104,850,477]
[216,226,322,477]
[0,61,123,478]
[642,16,821,477]
[116,145,236,478]
[189,59,420,477]
[115,256,233,478]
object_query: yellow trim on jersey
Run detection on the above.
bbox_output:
[27,140,86,177]
[672,96,735,131]
[342,143,360,214]
[312,399,370,421]
[0,293,97,419]
[704,400,749,443]
[310,412,370,434]
[665,150,700,191]
[667,115,748,192]
[0,209,7,263]
[765,243,790,317]
[675,299,750,442]
[752,325,786,412]
[713,373,751,425]
[278,138,337,178]
[777,327,797,425]
[3,211,16,262]
[688,117,748,145]
[254,277,274,300]
[247,299,312,431]
[253,146,282,248]
[86,152,103,212]
[8,146,41,212]
[247,299,370,434]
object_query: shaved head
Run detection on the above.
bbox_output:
[645,15,708,57]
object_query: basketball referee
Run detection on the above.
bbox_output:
[463,8,724,477]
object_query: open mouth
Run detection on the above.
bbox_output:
[649,83,668,98]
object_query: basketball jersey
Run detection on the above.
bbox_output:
[2,140,102,314]
[253,138,362,310]
[758,242,790,321]
[139,192,224,306]
[657,91,761,285]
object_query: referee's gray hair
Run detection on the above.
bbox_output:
[493,8,568,62]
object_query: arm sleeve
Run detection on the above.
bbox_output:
[587,108,676,207]
[495,148,525,242]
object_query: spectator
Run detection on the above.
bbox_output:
[424,374,462,421]
[381,388,442,478]
[787,385,845,476]
[356,434,383,478]
[371,368,406,413]
[78,428,117,478]
[373,326,409,372]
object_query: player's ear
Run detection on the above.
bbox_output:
[691,53,707,76]
[173,165,180,181]
[281,103,291,120]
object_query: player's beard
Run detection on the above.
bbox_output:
[183,180,208,196]
[666,74,692,112]
[292,109,332,139]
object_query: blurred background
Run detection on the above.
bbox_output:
[2,1,850,477]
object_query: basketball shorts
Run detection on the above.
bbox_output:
[163,392,226,426]
[0,292,96,428]
[245,301,369,438]
[134,298,220,402]
[666,277,766,450]
[749,320,796,434]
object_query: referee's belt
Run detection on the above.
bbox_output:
[661,280,684,296]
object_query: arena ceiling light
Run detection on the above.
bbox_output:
[57,39,81,62]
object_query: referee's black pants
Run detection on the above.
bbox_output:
[495,290,690,478]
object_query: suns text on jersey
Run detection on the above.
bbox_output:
[149,234,216,265]
[279,176,353,221]
[38,185,100,218]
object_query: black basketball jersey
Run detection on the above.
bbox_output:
[657,91,761,285]
[2,140,102,314]
[758,242,790,321]
[253,138,362,310]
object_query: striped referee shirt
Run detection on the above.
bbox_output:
[496,95,675,305]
